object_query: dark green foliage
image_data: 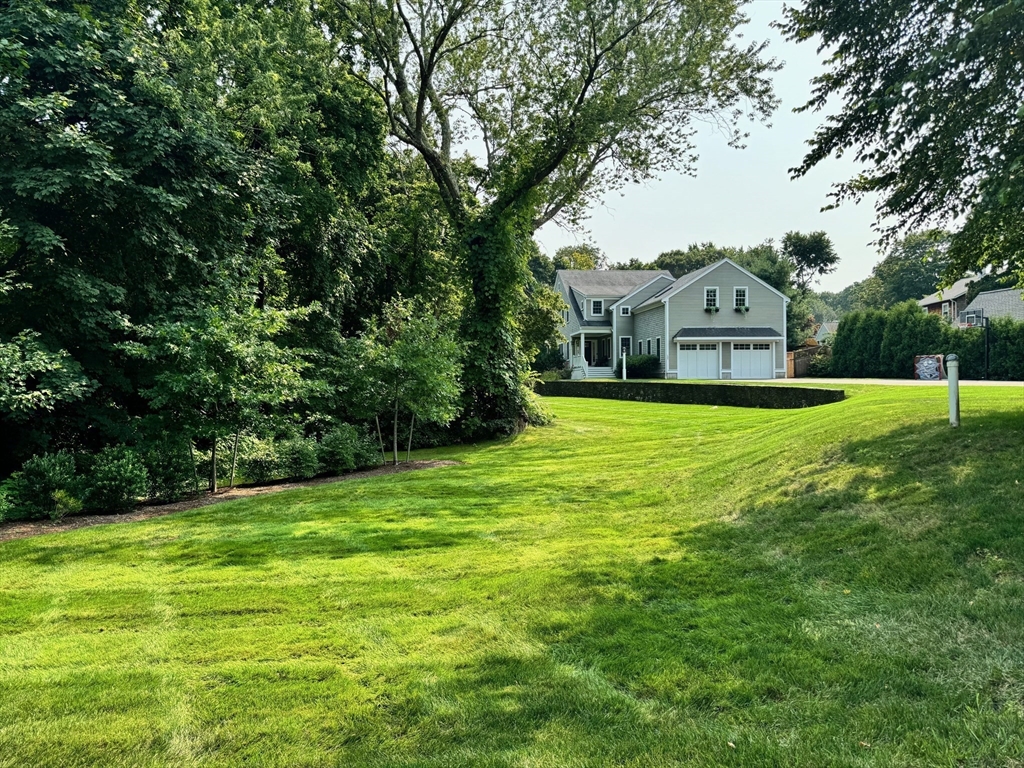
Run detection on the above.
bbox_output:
[531,345,566,373]
[878,302,945,378]
[781,231,839,291]
[613,355,661,379]
[84,446,149,513]
[352,433,384,470]
[4,452,80,520]
[805,352,834,377]
[239,440,280,485]
[139,438,196,503]
[278,438,319,480]
[987,318,1024,381]
[318,426,361,474]
[540,380,845,409]
[783,0,1024,287]
[831,303,1024,379]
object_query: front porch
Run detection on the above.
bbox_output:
[568,330,614,379]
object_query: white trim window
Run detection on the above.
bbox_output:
[620,336,632,355]
[734,287,748,309]
[655,337,661,359]
[591,299,604,316]
[941,302,951,320]
[704,287,719,309]
[620,306,631,316]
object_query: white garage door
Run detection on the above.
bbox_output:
[678,343,719,379]
[732,342,774,379]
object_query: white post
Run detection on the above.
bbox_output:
[622,351,628,381]
[946,354,960,428]
[580,331,586,377]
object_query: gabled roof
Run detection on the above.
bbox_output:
[565,286,611,328]
[918,276,975,306]
[556,269,672,297]
[963,288,1024,321]
[608,273,676,309]
[634,258,790,311]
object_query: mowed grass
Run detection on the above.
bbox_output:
[2,386,1024,767]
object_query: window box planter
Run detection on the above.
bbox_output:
[704,306,720,314]
[735,306,750,314]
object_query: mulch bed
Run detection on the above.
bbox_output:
[0,460,460,544]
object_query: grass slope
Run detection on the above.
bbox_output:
[2,386,1023,767]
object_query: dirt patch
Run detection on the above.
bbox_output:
[0,460,460,544]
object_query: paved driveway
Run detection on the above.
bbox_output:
[777,378,1024,387]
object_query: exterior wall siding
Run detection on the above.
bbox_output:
[632,306,666,377]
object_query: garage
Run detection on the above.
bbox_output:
[731,342,774,379]
[677,342,719,379]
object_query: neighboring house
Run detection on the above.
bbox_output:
[918,276,975,321]
[959,288,1024,324]
[814,321,839,344]
[555,259,790,380]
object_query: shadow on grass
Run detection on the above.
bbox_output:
[374,410,1024,763]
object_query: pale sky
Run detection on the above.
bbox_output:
[535,0,888,293]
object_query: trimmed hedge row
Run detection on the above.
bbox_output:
[538,380,845,409]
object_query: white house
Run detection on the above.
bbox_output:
[555,259,789,380]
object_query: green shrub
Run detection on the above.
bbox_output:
[353,433,383,469]
[531,345,566,373]
[85,446,149,513]
[613,354,660,379]
[0,483,14,523]
[805,351,834,377]
[319,425,359,474]
[140,439,196,501]
[50,489,83,522]
[239,439,280,484]
[5,451,81,520]
[541,380,844,409]
[278,438,319,480]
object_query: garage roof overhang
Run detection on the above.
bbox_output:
[673,326,782,340]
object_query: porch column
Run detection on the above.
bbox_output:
[580,331,586,372]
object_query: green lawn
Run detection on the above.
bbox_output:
[2,386,1023,767]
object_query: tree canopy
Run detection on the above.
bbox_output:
[782,0,1024,287]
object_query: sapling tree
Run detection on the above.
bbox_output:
[350,299,462,464]
[125,303,310,492]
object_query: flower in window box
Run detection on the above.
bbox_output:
[704,306,720,314]
[734,305,749,314]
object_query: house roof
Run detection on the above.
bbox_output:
[566,288,611,328]
[608,273,676,309]
[815,321,839,339]
[634,258,791,311]
[963,288,1024,321]
[556,269,673,297]
[673,326,782,339]
[918,276,975,306]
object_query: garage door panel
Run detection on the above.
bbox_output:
[678,343,718,379]
[732,342,773,379]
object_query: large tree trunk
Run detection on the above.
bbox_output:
[459,211,531,438]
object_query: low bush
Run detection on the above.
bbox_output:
[531,344,566,373]
[50,489,83,522]
[0,483,14,523]
[613,354,660,379]
[240,439,280,484]
[353,433,383,469]
[805,350,834,377]
[319,425,360,474]
[278,438,319,480]
[5,451,81,520]
[84,446,149,513]
[140,439,196,501]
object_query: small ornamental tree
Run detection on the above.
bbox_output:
[125,303,309,492]
[351,299,462,464]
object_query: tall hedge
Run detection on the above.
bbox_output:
[828,302,1024,380]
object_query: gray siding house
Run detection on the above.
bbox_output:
[555,259,790,380]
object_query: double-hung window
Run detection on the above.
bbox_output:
[591,299,603,316]
[704,287,719,309]
[734,287,748,309]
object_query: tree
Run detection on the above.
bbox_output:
[351,299,462,464]
[872,231,951,307]
[780,231,838,292]
[335,0,779,435]
[782,0,1024,287]
[553,244,607,272]
[126,304,309,493]
[610,258,658,271]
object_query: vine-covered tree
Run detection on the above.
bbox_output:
[783,0,1024,287]
[335,0,779,435]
